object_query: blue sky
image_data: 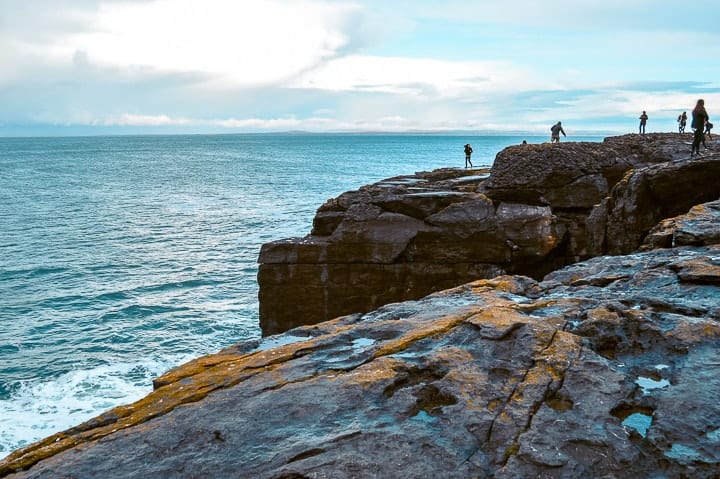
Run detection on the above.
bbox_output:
[1,0,718,136]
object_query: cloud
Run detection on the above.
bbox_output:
[1,0,386,90]
[289,55,530,97]
[48,0,373,86]
[101,113,193,126]
[1,0,718,135]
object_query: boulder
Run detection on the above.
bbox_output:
[642,199,720,250]
[482,133,685,207]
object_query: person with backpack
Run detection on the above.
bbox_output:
[550,121,566,143]
[678,112,687,133]
[464,143,473,168]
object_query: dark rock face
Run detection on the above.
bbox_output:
[4,246,720,478]
[258,169,514,336]
[643,199,720,250]
[599,157,720,255]
[259,134,720,335]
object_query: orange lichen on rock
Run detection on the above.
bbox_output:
[371,312,470,358]
[0,334,326,475]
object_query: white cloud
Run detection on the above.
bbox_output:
[1,0,717,134]
[92,112,475,132]
[46,0,366,86]
[289,55,532,97]
[101,113,193,126]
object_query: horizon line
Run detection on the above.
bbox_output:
[0,128,620,140]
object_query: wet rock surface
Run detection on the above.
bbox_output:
[3,245,720,478]
[259,133,720,335]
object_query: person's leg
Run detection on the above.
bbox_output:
[692,129,703,155]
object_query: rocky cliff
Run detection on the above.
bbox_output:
[2,134,719,478]
[259,133,720,335]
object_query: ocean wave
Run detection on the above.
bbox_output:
[0,355,195,459]
[0,266,71,280]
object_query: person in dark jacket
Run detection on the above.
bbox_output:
[678,112,687,133]
[464,143,473,168]
[639,111,648,134]
[550,121,566,143]
[691,99,709,157]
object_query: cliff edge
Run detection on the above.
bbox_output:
[259,134,720,335]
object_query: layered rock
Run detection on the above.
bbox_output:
[591,156,720,255]
[259,134,720,335]
[3,245,720,478]
[642,199,720,250]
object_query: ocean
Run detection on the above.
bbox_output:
[0,133,604,457]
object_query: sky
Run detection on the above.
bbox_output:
[1,0,719,136]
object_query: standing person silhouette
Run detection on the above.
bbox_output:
[704,120,713,140]
[550,121,566,143]
[639,111,648,134]
[678,112,687,133]
[464,143,473,168]
[691,99,709,157]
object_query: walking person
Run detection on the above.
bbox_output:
[550,121,566,143]
[464,143,473,168]
[691,99,709,157]
[678,112,687,133]
[639,111,648,134]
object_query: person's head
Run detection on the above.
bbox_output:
[557,121,562,125]
[695,99,705,110]
[642,110,646,114]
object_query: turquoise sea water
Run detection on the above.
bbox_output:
[0,133,603,457]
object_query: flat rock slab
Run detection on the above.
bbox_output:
[4,245,720,478]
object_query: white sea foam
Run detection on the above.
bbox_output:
[0,355,194,459]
